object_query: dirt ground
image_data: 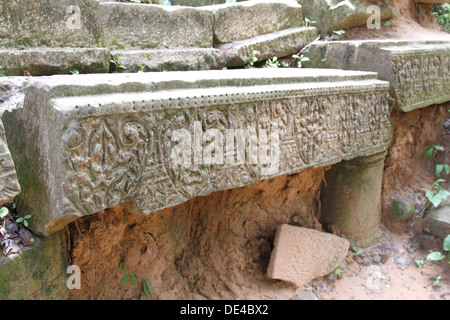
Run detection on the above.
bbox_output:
[345,0,450,41]
[310,228,450,300]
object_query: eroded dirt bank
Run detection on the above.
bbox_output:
[68,168,325,300]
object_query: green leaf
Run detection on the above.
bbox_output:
[143,280,152,295]
[434,145,445,152]
[16,217,23,223]
[118,262,124,271]
[352,246,363,255]
[129,273,137,287]
[433,275,441,286]
[426,251,446,261]
[436,164,444,175]
[0,73,6,77]
[24,215,32,219]
[426,189,450,208]
[0,207,9,218]
[445,164,450,175]
[425,147,434,158]
[443,235,450,251]
[414,258,425,268]
[24,220,28,227]
[121,274,128,288]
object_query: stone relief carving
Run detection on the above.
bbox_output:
[391,51,450,111]
[61,85,391,217]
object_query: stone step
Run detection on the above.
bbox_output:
[218,26,318,67]
[209,0,304,45]
[0,0,304,50]
[302,40,450,112]
[0,48,110,77]
[1,68,391,236]
[110,48,226,72]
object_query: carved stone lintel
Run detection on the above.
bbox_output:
[1,69,391,235]
[303,40,450,112]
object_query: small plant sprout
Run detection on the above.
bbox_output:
[292,54,310,68]
[436,163,450,175]
[143,280,152,295]
[138,65,147,73]
[425,144,445,158]
[70,69,80,75]
[433,275,441,286]
[119,262,137,288]
[263,57,288,68]
[352,246,363,256]
[111,57,127,73]
[16,214,32,227]
[331,29,346,40]
[245,50,259,69]
[416,235,450,268]
[425,179,450,208]
[303,17,316,27]
[0,207,9,219]
[414,258,425,268]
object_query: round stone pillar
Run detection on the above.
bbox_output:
[320,151,387,248]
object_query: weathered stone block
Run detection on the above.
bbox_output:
[423,201,450,240]
[298,0,398,34]
[267,224,349,287]
[303,40,450,112]
[208,0,304,44]
[0,0,214,49]
[110,48,226,72]
[0,48,110,76]
[218,27,318,67]
[1,69,390,235]
[0,231,68,300]
[96,3,214,49]
[0,0,102,48]
[0,121,20,205]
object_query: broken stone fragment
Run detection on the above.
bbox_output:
[423,200,450,240]
[267,224,349,288]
